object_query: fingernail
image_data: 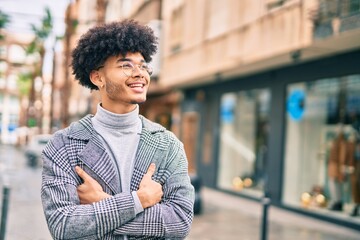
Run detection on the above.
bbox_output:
[75,166,81,172]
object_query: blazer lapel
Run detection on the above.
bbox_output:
[73,114,167,194]
[78,135,121,194]
[130,121,167,192]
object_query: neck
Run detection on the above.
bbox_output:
[93,103,140,129]
[101,101,137,114]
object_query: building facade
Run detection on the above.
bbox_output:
[159,0,360,229]
[55,0,107,129]
[54,0,360,230]
[61,0,182,135]
[0,31,36,144]
[118,0,184,137]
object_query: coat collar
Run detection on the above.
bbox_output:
[65,114,166,194]
[65,114,165,141]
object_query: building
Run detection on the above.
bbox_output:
[55,0,107,129]
[59,0,181,135]
[159,0,360,229]
[119,0,183,137]
[56,0,360,230]
[0,31,36,144]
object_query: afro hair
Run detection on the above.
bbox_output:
[71,19,158,90]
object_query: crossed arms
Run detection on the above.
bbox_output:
[76,163,162,209]
[41,134,195,240]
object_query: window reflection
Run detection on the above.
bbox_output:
[217,89,271,197]
[283,74,360,220]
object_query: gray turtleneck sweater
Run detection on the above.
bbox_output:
[91,104,144,219]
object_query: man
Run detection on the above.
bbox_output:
[41,20,195,240]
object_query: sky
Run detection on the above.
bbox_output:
[1,0,71,75]
[0,0,70,36]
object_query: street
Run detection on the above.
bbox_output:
[189,188,360,240]
[0,144,359,240]
[0,144,51,240]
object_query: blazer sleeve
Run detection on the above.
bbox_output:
[113,138,195,239]
[41,134,137,240]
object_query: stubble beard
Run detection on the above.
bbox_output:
[130,98,146,104]
[105,81,147,105]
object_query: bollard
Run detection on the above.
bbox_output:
[260,196,271,240]
[0,186,10,240]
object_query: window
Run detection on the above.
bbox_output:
[170,6,184,53]
[206,0,229,39]
[283,74,360,220]
[217,88,271,198]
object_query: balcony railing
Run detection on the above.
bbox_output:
[313,0,360,39]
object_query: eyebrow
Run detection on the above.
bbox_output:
[116,57,145,64]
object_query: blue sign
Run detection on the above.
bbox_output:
[8,124,17,132]
[287,90,305,121]
[221,97,235,124]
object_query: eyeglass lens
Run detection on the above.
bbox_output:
[122,62,152,76]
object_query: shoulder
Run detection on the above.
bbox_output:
[45,115,94,151]
[140,115,182,145]
[139,115,165,133]
[57,115,94,139]
[139,115,177,139]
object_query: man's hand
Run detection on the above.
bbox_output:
[137,163,163,209]
[75,166,111,204]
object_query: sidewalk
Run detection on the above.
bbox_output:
[0,144,51,240]
[1,144,359,240]
[187,188,360,240]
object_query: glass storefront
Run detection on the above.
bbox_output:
[283,74,360,221]
[217,88,271,198]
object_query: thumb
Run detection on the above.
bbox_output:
[75,166,91,182]
[146,163,156,177]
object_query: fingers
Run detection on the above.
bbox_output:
[75,166,91,182]
[146,163,156,177]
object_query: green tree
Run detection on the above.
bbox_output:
[26,6,53,74]
[17,72,32,96]
[0,10,10,41]
[17,71,33,127]
[26,7,53,129]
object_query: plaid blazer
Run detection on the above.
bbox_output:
[41,115,195,240]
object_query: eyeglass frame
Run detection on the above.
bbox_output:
[95,61,153,76]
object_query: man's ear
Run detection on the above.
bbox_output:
[90,70,104,89]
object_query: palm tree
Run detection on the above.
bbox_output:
[25,7,53,130]
[61,0,108,128]
[26,6,53,74]
[17,72,32,126]
[96,0,109,23]
[0,10,10,41]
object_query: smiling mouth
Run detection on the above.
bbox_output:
[128,83,145,88]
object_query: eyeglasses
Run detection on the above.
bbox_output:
[120,61,153,77]
[96,62,153,76]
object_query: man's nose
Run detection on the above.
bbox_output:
[132,65,144,77]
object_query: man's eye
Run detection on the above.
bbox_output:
[140,65,148,70]
[122,63,133,69]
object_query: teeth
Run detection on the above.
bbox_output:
[129,84,143,88]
